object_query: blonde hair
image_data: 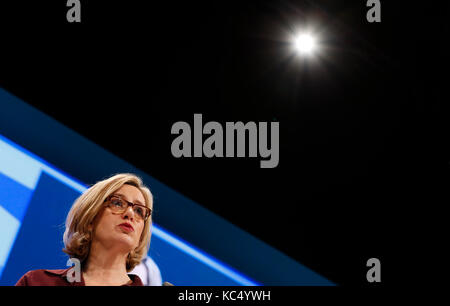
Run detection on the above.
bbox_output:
[63,173,153,272]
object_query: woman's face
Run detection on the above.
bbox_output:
[91,184,148,253]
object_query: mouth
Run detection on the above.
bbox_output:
[118,223,134,233]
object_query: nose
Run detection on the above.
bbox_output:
[123,205,135,221]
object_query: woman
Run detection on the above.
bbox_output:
[16,173,153,286]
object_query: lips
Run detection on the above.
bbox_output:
[118,222,134,232]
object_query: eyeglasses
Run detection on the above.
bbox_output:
[104,195,152,222]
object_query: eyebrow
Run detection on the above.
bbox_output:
[113,193,145,206]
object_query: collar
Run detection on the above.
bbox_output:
[44,268,143,286]
[44,267,72,277]
[44,267,83,286]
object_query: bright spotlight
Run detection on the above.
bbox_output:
[294,33,317,55]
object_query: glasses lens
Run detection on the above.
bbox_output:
[109,197,125,212]
[134,206,145,220]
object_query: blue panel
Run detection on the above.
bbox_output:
[151,225,260,285]
[0,172,33,221]
[0,172,81,285]
[0,206,20,274]
[150,235,241,286]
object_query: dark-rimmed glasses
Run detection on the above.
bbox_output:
[104,195,151,221]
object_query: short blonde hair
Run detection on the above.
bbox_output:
[63,173,153,272]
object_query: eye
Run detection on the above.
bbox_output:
[134,206,144,218]
[111,198,124,208]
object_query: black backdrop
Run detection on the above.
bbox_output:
[0,0,448,286]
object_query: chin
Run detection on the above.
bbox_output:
[114,236,137,250]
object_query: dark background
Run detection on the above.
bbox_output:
[0,0,448,286]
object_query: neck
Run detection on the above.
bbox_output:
[83,240,131,285]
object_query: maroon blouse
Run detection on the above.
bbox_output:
[15,267,143,286]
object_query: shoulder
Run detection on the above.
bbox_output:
[15,268,71,286]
